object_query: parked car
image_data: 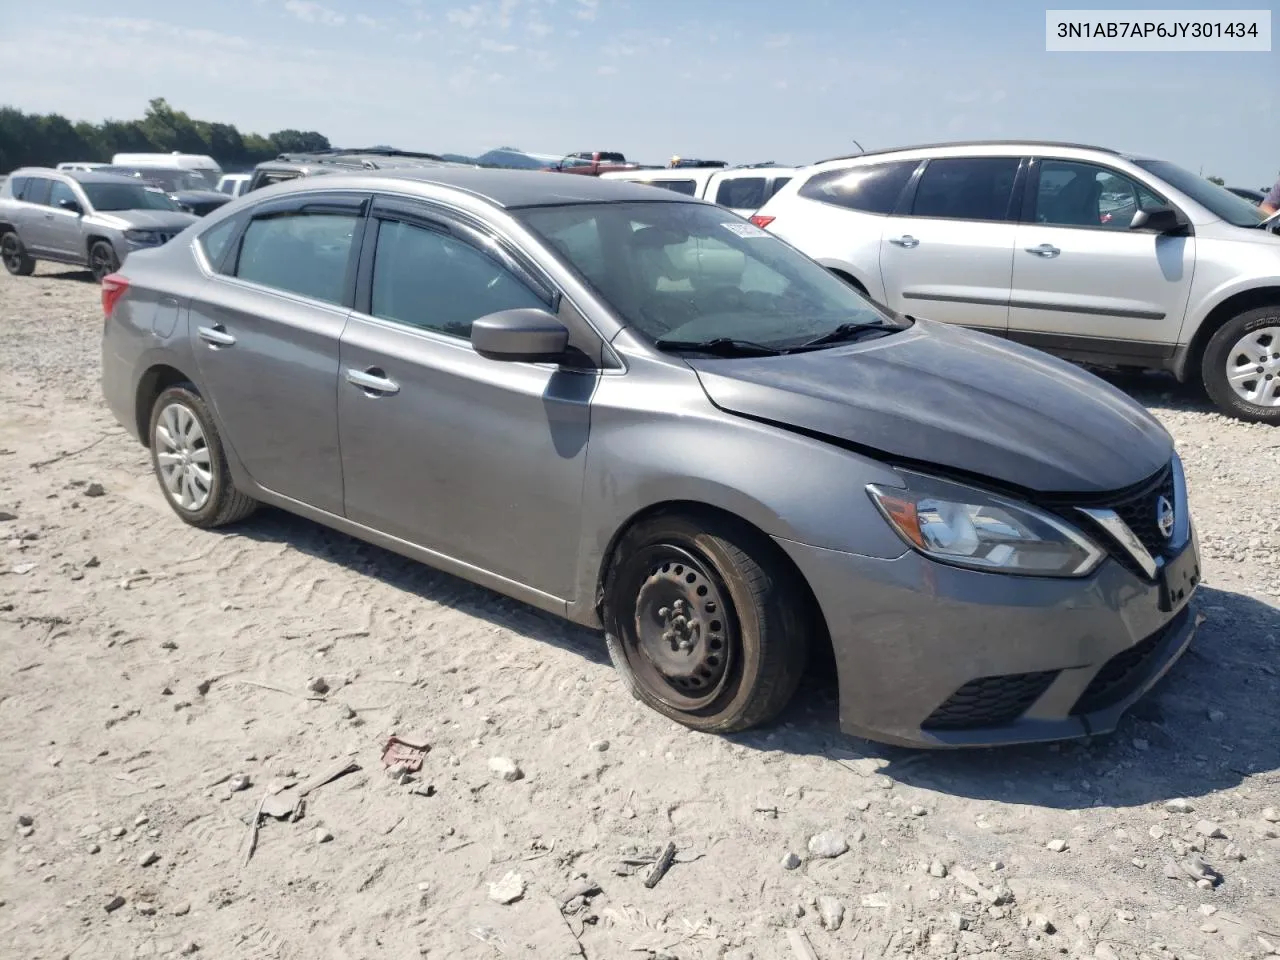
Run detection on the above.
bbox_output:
[216,173,252,198]
[111,152,222,189]
[0,167,197,281]
[99,168,1200,748]
[56,161,109,172]
[99,165,233,217]
[752,140,1280,423]
[1226,186,1267,204]
[245,147,474,193]
[547,151,649,176]
[601,163,799,217]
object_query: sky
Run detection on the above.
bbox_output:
[0,0,1275,187]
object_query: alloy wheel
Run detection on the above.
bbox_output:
[1224,326,1280,408]
[154,402,214,512]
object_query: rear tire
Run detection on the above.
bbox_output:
[1,231,36,276]
[1200,306,1280,424]
[602,510,811,733]
[89,240,119,283]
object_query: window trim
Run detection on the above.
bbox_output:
[1019,156,1182,234]
[799,159,924,217]
[896,155,1027,224]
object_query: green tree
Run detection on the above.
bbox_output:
[1207,175,1225,186]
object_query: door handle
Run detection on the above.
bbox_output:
[197,324,236,347]
[1025,244,1060,258]
[346,367,400,396]
[888,235,919,248]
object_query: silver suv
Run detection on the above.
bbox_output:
[752,140,1280,423]
[0,168,198,281]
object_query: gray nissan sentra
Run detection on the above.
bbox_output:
[99,169,1202,748]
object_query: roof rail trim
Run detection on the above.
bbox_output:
[812,139,1122,165]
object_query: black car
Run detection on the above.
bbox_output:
[98,166,232,217]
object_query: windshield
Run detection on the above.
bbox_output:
[516,201,899,351]
[1133,159,1269,227]
[105,168,209,192]
[83,183,181,212]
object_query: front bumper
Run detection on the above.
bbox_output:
[777,530,1201,748]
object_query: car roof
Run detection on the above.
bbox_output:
[813,140,1132,165]
[9,167,151,186]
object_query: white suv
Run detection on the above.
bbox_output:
[752,140,1280,423]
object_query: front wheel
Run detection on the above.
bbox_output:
[1200,306,1280,424]
[1,231,36,276]
[89,240,119,283]
[602,511,811,733]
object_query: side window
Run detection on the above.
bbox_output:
[370,218,545,340]
[6,176,28,199]
[910,157,1021,221]
[22,177,53,206]
[769,176,792,198]
[715,177,768,210]
[1034,160,1165,230]
[197,217,241,272]
[48,181,78,210]
[233,209,358,304]
[798,160,917,215]
[643,179,696,196]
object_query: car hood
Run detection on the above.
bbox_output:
[90,210,199,231]
[686,318,1172,495]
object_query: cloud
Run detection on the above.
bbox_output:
[283,0,345,26]
[597,65,618,75]
[527,19,552,39]
[480,38,519,53]
[356,14,379,28]
[763,33,791,48]
[447,5,485,30]
[575,0,600,21]
[496,0,521,29]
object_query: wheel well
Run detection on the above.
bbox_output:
[595,500,834,673]
[1182,287,1280,381]
[86,234,113,258]
[827,267,868,295]
[135,365,193,447]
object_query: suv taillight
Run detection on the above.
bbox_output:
[749,214,775,229]
[101,273,130,317]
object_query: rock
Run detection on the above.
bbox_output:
[488,871,526,904]
[949,911,968,931]
[852,798,872,812]
[228,774,251,793]
[781,851,802,870]
[1223,843,1245,861]
[84,483,105,498]
[135,901,157,916]
[1133,738,1150,751]
[1046,838,1068,853]
[1073,914,1092,931]
[1116,910,1135,922]
[1201,922,1219,933]
[16,814,33,827]
[1207,708,1226,722]
[181,943,200,956]
[1182,857,1219,883]
[173,902,191,917]
[313,828,333,844]
[340,704,357,720]
[104,895,126,913]
[134,815,149,827]
[89,843,101,854]
[807,831,849,859]
[909,804,927,817]
[928,859,948,878]
[1032,914,1055,934]
[17,825,33,838]
[139,850,159,867]
[488,757,523,782]
[1149,825,1166,840]
[1165,798,1195,813]
[0,510,16,522]
[1094,945,1119,960]
[861,892,890,909]
[1195,820,1226,839]
[307,676,330,695]
[589,739,610,752]
[1199,904,1218,916]
[110,827,127,838]
[11,563,36,575]
[1262,807,1280,823]
[816,895,844,931]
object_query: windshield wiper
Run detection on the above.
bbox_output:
[654,337,783,357]
[788,321,894,352]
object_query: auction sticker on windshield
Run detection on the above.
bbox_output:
[721,222,769,238]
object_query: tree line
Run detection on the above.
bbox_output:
[0,98,331,174]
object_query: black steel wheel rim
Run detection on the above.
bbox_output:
[1,235,19,269]
[91,245,114,279]
[622,543,737,711]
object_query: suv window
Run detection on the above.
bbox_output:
[22,177,53,206]
[370,218,545,340]
[637,179,696,196]
[798,160,917,215]
[48,181,79,210]
[234,210,358,305]
[910,157,1021,221]
[715,177,768,210]
[5,176,28,199]
[1033,160,1164,230]
[769,177,792,197]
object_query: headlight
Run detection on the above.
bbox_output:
[124,230,162,246]
[867,471,1104,577]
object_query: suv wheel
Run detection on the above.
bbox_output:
[148,383,258,528]
[1201,306,1280,424]
[602,511,811,733]
[1,231,36,276]
[89,240,119,283]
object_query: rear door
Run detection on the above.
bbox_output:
[878,155,1024,333]
[15,176,54,253]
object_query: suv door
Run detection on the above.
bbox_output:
[878,156,1024,332]
[337,196,596,602]
[44,180,88,261]
[15,176,55,254]
[187,191,370,515]
[1006,158,1196,363]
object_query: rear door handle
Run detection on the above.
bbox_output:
[1025,244,1060,258]
[888,235,919,248]
[197,324,236,347]
[346,367,400,396]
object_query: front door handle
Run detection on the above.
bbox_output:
[1025,244,1061,258]
[197,324,236,347]
[346,367,400,396]
[888,235,919,248]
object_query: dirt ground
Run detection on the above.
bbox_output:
[2,264,1279,960]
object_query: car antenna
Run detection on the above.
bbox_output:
[850,139,865,154]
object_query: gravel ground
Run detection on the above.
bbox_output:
[1,263,1279,960]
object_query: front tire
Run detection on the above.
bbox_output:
[602,511,811,733]
[1,231,36,276]
[148,383,257,528]
[89,240,119,283]
[1200,306,1280,424]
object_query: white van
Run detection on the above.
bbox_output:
[111,152,222,188]
[56,162,109,172]
[599,165,799,217]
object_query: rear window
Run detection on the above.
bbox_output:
[640,179,696,196]
[798,160,917,215]
[715,177,768,210]
[6,176,28,199]
[233,210,358,304]
[22,177,53,206]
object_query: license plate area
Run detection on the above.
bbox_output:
[1158,541,1200,613]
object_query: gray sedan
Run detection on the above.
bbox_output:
[99,169,1201,748]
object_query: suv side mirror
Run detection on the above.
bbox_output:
[58,198,82,215]
[471,308,570,363]
[1129,206,1185,234]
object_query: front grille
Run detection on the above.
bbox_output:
[922,670,1058,730]
[1070,606,1189,715]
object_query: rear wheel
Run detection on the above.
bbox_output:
[1,231,36,276]
[1200,306,1280,424]
[602,511,811,733]
[89,240,119,283]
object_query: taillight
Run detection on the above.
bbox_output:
[749,214,775,229]
[101,273,130,317]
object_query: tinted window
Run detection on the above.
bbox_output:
[639,179,696,196]
[197,217,240,272]
[715,177,768,210]
[234,211,357,305]
[1133,158,1268,227]
[48,181,79,209]
[1034,160,1164,230]
[82,183,179,212]
[22,177,52,206]
[798,160,917,215]
[769,177,792,197]
[910,157,1020,221]
[370,219,545,340]
[7,176,28,199]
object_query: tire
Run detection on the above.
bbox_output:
[1,230,36,276]
[1200,305,1280,424]
[602,510,812,733]
[88,240,119,283]
[148,383,257,528]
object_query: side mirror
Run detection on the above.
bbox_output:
[1129,205,1185,234]
[471,308,570,363]
[58,198,82,214]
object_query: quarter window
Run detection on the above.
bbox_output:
[910,157,1021,221]
[715,177,768,210]
[234,210,358,305]
[640,179,697,196]
[1033,160,1164,230]
[798,160,917,215]
[369,218,545,340]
